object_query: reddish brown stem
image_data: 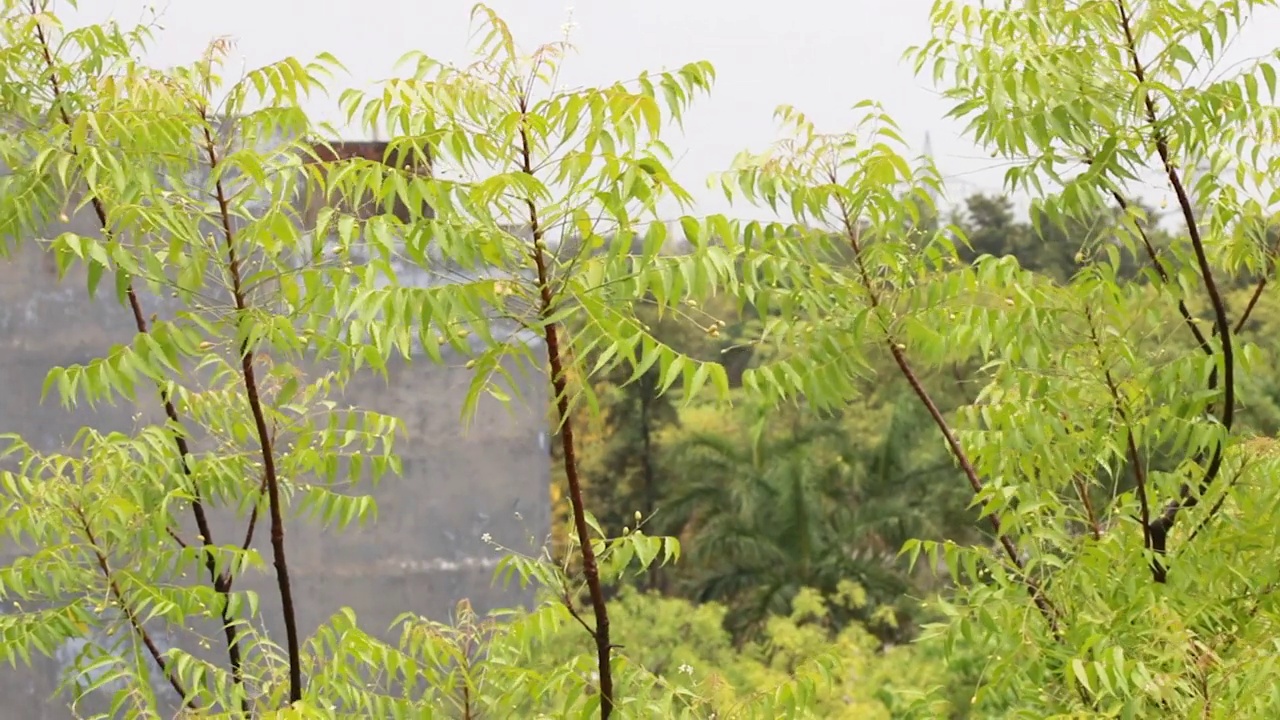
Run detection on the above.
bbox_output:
[562,587,598,637]
[839,210,1060,636]
[1123,424,1153,538]
[1087,312,1154,553]
[1071,475,1103,541]
[75,508,195,708]
[1114,0,1235,583]
[223,469,270,588]
[28,4,248,707]
[1234,277,1266,335]
[1112,373,1155,549]
[198,113,302,704]
[888,342,1060,633]
[517,102,614,718]
[1107,189,1213,356]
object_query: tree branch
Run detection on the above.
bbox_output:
[1233,278,1267,335]
[198,108,302,705]
[1086,309,1154,555]
[28,3,248,705]
[1071,475,1103,541]
[1114,0,1236,583]
[1105,188,1213,356]
[1185,458,1251,546]
[838,209,1061,637]
[74,507,195,709]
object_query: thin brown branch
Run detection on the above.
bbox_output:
[28,3,249,705]
[221,426,276,588]
[889,341,1060,634]
[518,97,615,719]
[1119,394,1154,548]
[1234,277,1266,335]
[198,109,302,705]
[1230,205,1279,338]
[838,208,1061,637]
[562,586,598,638]
[1185,458,1251,546]
[223,469,270,587]
[1086,310,1154,556]
[1114,0,1236,584]
[1106,188,1212,356]
[1071,475,1103,542]
[74,507,195,709]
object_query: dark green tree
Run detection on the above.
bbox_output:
[660,407,910,641]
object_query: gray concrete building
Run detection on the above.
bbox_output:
[0,138,550,717]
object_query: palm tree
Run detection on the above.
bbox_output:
[853,388,977,553]
[660,409,908,641]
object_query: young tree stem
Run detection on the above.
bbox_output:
[518,103,615,718]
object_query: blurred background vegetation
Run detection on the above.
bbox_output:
[542,192,1280,717]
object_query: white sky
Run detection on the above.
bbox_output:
[59,0,1280,219]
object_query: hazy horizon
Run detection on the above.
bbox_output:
[56,0,1280,222]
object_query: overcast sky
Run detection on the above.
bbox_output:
[60,0,1280,219]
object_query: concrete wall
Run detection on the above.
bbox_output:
[0,144,550,716]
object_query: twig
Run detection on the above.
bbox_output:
[1184,458,1251,546]
[837,205,1062,638]
[1086,310,1154,554]
[74,507,195,709]
[562,586,598,638]
[1106,189,1213,356]
[1233,278,1267,335]
[223,468,270,587]
[1115,382,1154,547]
[1071,475,1103,542]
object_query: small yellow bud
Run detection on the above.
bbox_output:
[465,359,477,369]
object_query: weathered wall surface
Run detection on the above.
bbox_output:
[0,160,550,717]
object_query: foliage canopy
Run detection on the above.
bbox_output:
[3,0,1280,718]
